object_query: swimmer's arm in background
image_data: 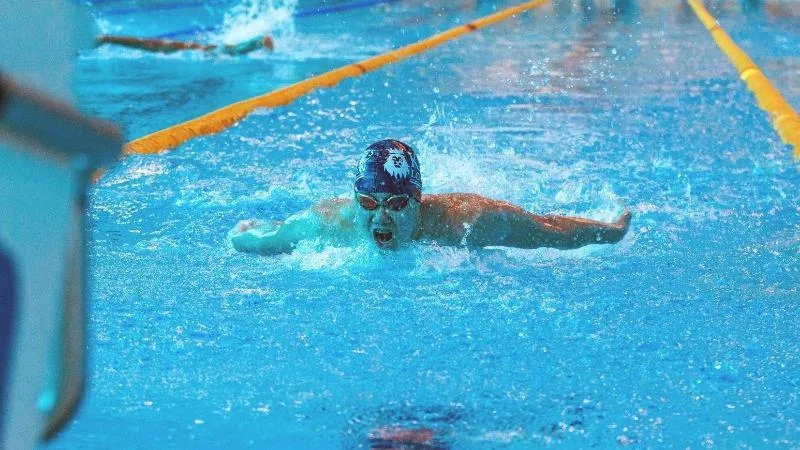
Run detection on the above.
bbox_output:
[96,35,273,55]
[429,194,630,249]
[95,35,211,53]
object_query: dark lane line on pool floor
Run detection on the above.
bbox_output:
[100,0,405,39]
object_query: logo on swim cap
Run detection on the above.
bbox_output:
[354,139,422,201]
[383,148,410,179]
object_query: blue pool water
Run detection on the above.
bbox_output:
[51,0,799,447]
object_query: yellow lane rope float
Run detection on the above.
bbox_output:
[687,0,800,160]
[125,0,550,155]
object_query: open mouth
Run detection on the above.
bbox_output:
[372,229,394,246]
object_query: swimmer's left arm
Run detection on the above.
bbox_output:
[527,209,631,249]
[456,197,630,249]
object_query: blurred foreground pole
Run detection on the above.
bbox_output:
[0,2,123,449]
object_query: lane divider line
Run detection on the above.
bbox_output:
[104,0,229,17]
[687,0,800,160]
[294,0,401,18]
[153,0,402,40]
[125,0,550,155]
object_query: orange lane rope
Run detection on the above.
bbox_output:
[687,0,800,160]
[125,0,550,155]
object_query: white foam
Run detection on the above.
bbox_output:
[213,0,297,46]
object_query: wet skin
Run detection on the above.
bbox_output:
[229,192,630,255]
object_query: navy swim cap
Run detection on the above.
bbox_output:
[354,139,422,201]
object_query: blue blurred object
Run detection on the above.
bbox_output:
[0,73,122,448]
[0,246,15,441]
[0,3,123,444]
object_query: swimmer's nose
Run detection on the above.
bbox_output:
[378,208,392,225]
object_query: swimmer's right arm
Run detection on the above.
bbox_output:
[97,35,273,55]
[229,198,350,255]
[229,210,323,255]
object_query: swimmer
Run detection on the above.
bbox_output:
[368,426,437,449]
[95,34,274,55]
[229,139,631,255]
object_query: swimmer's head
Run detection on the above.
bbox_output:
[354,139,422,250]
[262,35,274,51]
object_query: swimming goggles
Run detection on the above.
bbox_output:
[356,193,410,211]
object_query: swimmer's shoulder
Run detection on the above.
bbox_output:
[419,193,484,243]
[421,193,486,217]
[420,194,446,219]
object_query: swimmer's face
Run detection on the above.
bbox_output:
[354,192,420,250]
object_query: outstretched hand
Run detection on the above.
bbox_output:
[236,219,260,232]
[614,208,631,231]
[609,208,631,242]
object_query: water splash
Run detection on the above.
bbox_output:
[93,16,119,35]
[214,0,297,46]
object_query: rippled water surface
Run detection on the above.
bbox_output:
[52,0,800,448]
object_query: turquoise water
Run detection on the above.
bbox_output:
[52,0,800,448]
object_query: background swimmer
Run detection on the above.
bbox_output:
[95,34,274,55]
[229,139,631,255]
